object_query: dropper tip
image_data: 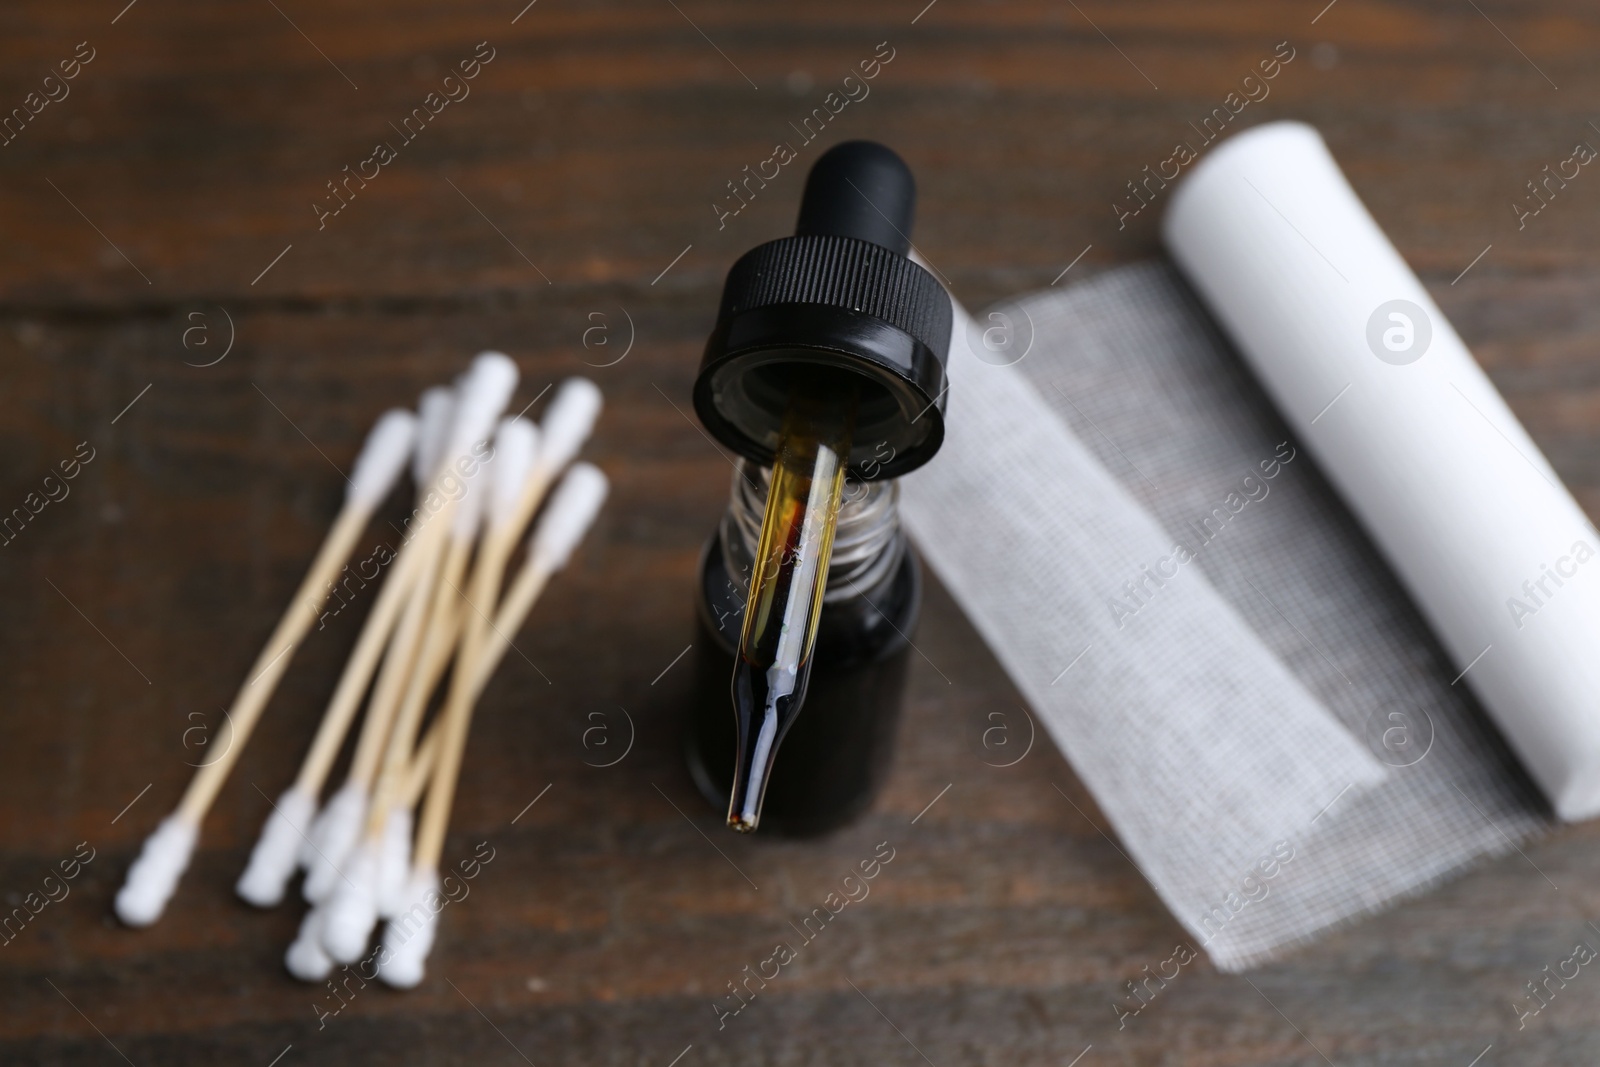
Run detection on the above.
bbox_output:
[726,813,760,834]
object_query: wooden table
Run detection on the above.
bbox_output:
[4,0,1599,1062]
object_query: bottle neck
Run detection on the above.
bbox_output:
[720,459,905,605]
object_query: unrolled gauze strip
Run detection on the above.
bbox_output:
[1164,120,1600,821]
[901,288,1385,931]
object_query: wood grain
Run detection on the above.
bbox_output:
[3,0,1600,1063]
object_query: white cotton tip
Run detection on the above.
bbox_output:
[490,418,540,527]
[530,462,608,572]
[236,786,318,908]
[321,840,382,964]
[347,409,419,509]
[302,783,367,903]
[377,868,442,989]
[414,386,457,486]
[114,816,198,927]
[440,352,519,467]
[538,377,603,475]
[375,807,415,919]
[285,907,335,982]
[451,443,493,541]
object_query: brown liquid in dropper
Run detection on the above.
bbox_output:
[726,372,857,832]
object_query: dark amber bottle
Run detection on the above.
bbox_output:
[685,141,951,834]
[685,463,922,836]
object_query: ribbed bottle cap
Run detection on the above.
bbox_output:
[693,142,952,479]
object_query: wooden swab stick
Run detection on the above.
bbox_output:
[385,602,486,826]
[299,356,518,905]
[452,379,601,715]
[401,726,441,809]
[319,412,543,964]
[278,356,517,979]
[367,384,597,972]
[354,601,461,929]
[476,381,602,625]
[284,509,463,979]
[374,576,463,824]
[378,463,608,988]
[398,398,580,848]
[283,682,447,984]
[298,387,458,799]
[238,387,458,909]
[115,409,418,928]
[324,417,549,967]
[249,540,425,888]
[422,382,599,761]
[369,589,465,924]
[365,466,490,841]
[300,509,452,904]
[403,379,600,849]
[377,463,608,991]
[321,418,529,962]
[372,416,540,921]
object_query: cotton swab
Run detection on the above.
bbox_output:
[291,726,451,981]
[359,642,456,925]
[300,356,517,905]
[412,386,458,491]
[378,463,609,988]
[372,418,540,920]
[242,549,420,907]
[275,361,596,986]
[282,358,515,979]
[234,787,319,910]
[321,412,541,962]
[410,380,599,832]
[446,379,600,721]
[375,415,540,917]
[315,374,523,958]
[370,430,498,828]
[319,446,494,962]
[367,632,459,918]
[309,431,534,973]
[116,408,418,928]
[287,711,442,981]
[299,536,444,905]
[370,388,597,980]
[285,905,336,982]
[237,389,459,909]
[485,466,611,674]
[501,379,603,565]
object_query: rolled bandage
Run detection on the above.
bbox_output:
[1165,120,1600,820]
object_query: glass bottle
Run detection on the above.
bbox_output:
[685,461,921,836]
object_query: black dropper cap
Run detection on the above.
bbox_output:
[693,141,952,479]
[794,140,915,254]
